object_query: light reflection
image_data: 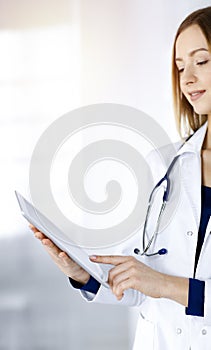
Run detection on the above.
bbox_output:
[0,25,80,238]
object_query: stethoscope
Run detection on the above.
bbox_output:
[134,136,192,258]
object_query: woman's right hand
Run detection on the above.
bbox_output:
[29,224,90,285]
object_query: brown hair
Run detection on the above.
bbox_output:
[172,7,211,138]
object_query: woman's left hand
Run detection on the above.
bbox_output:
[89,255,165,300]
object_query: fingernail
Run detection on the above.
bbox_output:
[89,255,97,260]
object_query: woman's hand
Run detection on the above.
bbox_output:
[29,224,90,285]
[90,255,189,306]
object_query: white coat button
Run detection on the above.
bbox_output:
[176,328,182,334]
[187,231,194,236]
[202,329,207,335]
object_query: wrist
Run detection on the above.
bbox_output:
[160,274,189,307]
[70,271,90,285]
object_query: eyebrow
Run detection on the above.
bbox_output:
[175,48,209,62]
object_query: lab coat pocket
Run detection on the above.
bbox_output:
[132,312,155,350]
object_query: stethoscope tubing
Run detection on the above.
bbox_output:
[134,143,192,257]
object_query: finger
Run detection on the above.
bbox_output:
[38,237,68,264]
[44,245,75,272]
[34,231,46,240]
[42,238,62,255]
[29,225,46,240]
[29,224,40,233]
[29,223,35,229]
[108,263,132,286]
[42,240,66,262]
[89,255,130,265]
[41,239,73,264]
[58,251,72,266]
[112,270,131,291]
[113,278,133,300]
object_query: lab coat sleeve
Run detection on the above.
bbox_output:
[204,280,211,325]
[80,284,145,307]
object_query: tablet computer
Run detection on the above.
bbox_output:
[15,191,109,288]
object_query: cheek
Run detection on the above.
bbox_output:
[207,76,211,89]
[199,65,211,87]
[179,83,188,100]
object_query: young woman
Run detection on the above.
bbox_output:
[30,7,211,349]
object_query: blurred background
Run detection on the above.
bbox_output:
[0,0,210,349]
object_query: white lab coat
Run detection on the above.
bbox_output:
[80,122,211,350]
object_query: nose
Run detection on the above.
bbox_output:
[181,65,197,86]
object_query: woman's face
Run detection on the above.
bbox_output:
[175,24,211,117]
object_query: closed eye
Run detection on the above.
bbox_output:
[197,60,209,65]
[178,67,184,74]
[178,60,209,74]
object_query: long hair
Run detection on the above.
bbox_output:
[172,7,211,138]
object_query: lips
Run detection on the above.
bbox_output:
[188,90,206,102]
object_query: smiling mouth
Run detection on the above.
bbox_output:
[188,90,206,102]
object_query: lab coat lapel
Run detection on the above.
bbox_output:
[177,122,207,229]
[180,151,201,228]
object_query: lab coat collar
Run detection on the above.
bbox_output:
[176,121,208,156]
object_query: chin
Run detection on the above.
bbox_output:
[193,107,210,116]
